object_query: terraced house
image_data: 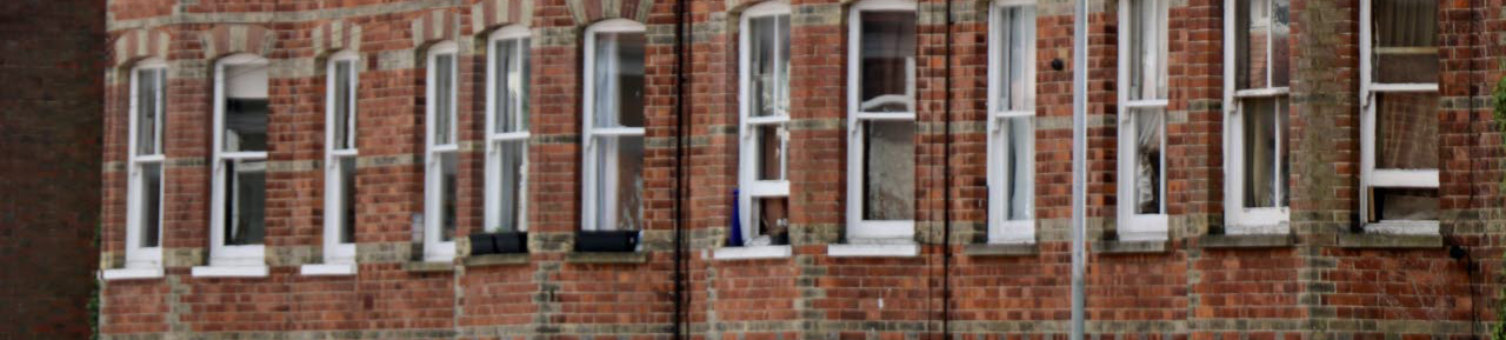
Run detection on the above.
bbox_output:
[97,0,1506,338]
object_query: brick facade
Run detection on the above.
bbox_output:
[97,0,1506,339]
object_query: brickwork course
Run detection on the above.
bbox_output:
[96,0,1506,339]
[0,0,106,338]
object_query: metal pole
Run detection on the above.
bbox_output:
[1069,0,1089,338]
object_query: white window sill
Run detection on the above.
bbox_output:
[713,245,792,260]
[191,265,269,278]
[100,267,164,281]
[299,263,357,276]
[827,242,919,258]
[1365,220,1440,235]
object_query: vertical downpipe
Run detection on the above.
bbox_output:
[942,0,955,337]
[672,0,690,337]
[1069,0,1090,338]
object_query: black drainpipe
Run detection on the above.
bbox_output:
[672,0,691,337]
[942,0,955,337]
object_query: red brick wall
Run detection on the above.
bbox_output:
[96,0,1506,339]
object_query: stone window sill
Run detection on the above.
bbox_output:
[1200,234,1295,249]
[713,245,792,261]
[1094,239,1168,254]
[565,252,648,264]
[463,254,531,267]
[100,267,164,281]
[964,243,1038,257]
[191,265,269,278]
[1338,233,1442,249]
[299,263,357,276]
[827,242,919,258]
[402,261,455,273]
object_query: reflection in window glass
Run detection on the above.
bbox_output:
[1375,92,1439,170]
[1127,0,1168,101]
[750,15,791,117]
[141,163,162,248]
[339,156,357,243]
[226,158,267,245]
[496,141,526,232]
[755,125,786,181]
[137,68,163,155]
[496,38,531,133]
[1001,116,1033,220]
[997,6,1035,111]
[858,11,916,113]
[1236,0,1290,89]
[862,120,915,220]
[593,32,646,128]
[596,136,644,230]
[334,61,354,150]
[1133,108,1164,215]
[224,63,269,152]
[1373,188,1439,222]
[434,54,455,145]
[439,152,457,241]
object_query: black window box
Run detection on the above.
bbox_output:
[470,231,529,255]
[575,230,638,253]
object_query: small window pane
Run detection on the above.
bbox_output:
[496,141,526,232]
[520,38,531,130]
[858,11,917,113]
[140,163,162,248]
[754,124,786,181]
[226,158,267,245]
[997,6,1036,111]
[862,120,915,220]
[596,135,645,231]
[333,60,354,150]
[1236,0,1291,89]
[439,151,458,241]
[1242,97,1289,208]
[1001,116,1034,220]
[223,63,269,152]
[1371,0,1438,84]
[1375,92,1438,170]
[750,15,790,117]
[496,39,530,133]
[1372,188,1438,222]
[339,156,357,244]
[1133,108,1165,215]
[434,54,455,145]
[593,32,646,128]
[1128,0,1168,100]
[136,68,162,156]
[751,197,789,245]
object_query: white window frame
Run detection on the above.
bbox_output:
[716,1,794,260]
[486,26,532,234]
[581,19,647,233]
[1222,0,1291,234]
[305,51,361,275]
[844,0,917,243]
[986,0,1037,244]
[1116,0,1170,241]
[113,59,168,279]
[424,41,460,262]
[197,53,271,277]
[1358,0,1440,234]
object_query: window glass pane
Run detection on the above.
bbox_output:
[596,135,644,230]
[440,151,457,241]
[497,39,529,133]
[858,11,916,113]
[1372,188,1438,221]
[997,6,1036,111]
[1128,0,1167,100]
[435,54,455,145]
[1002,116,1034,220]
[1242,97,1289,208]
[496,140,526,232]
[750,15,790,117]
[1133,108,1164,215]
[1371,0,1438,84]
[520,38,531,131]
[862,120,915,220]
[136,68,161,155]
[754,124,786,181]
[140,163,162,248]
[339,156,357,244]
[1270,0,1290,87]
[334,60,353,150]
[593,32,646,128]
[1236,0,1290,89]
[223,63,269,152]
[750,197,789,245]
[1375,92,1438,170]
[225,158,266,245]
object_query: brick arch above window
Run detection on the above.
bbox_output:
[566,0,655,26]
[312,20,363,56]
[200,25,276,60]
[472,0,535,35]
[411,10,462,48]
[112,28,171,69]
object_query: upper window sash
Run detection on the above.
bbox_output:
[132,64,167,158]
[743,3,792,119]
[328,52,358,152]
[848,0,918,117]
[990,3,1036,115]
[490,26,532,137]
[427,43,459,148]
[1125,0,1169,101]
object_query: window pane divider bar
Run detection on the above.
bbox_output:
[491,131,531,141]
[1234,87,1290,98]
[219,151,268,160]
[853,112,917,121]
[745,116,791,125]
